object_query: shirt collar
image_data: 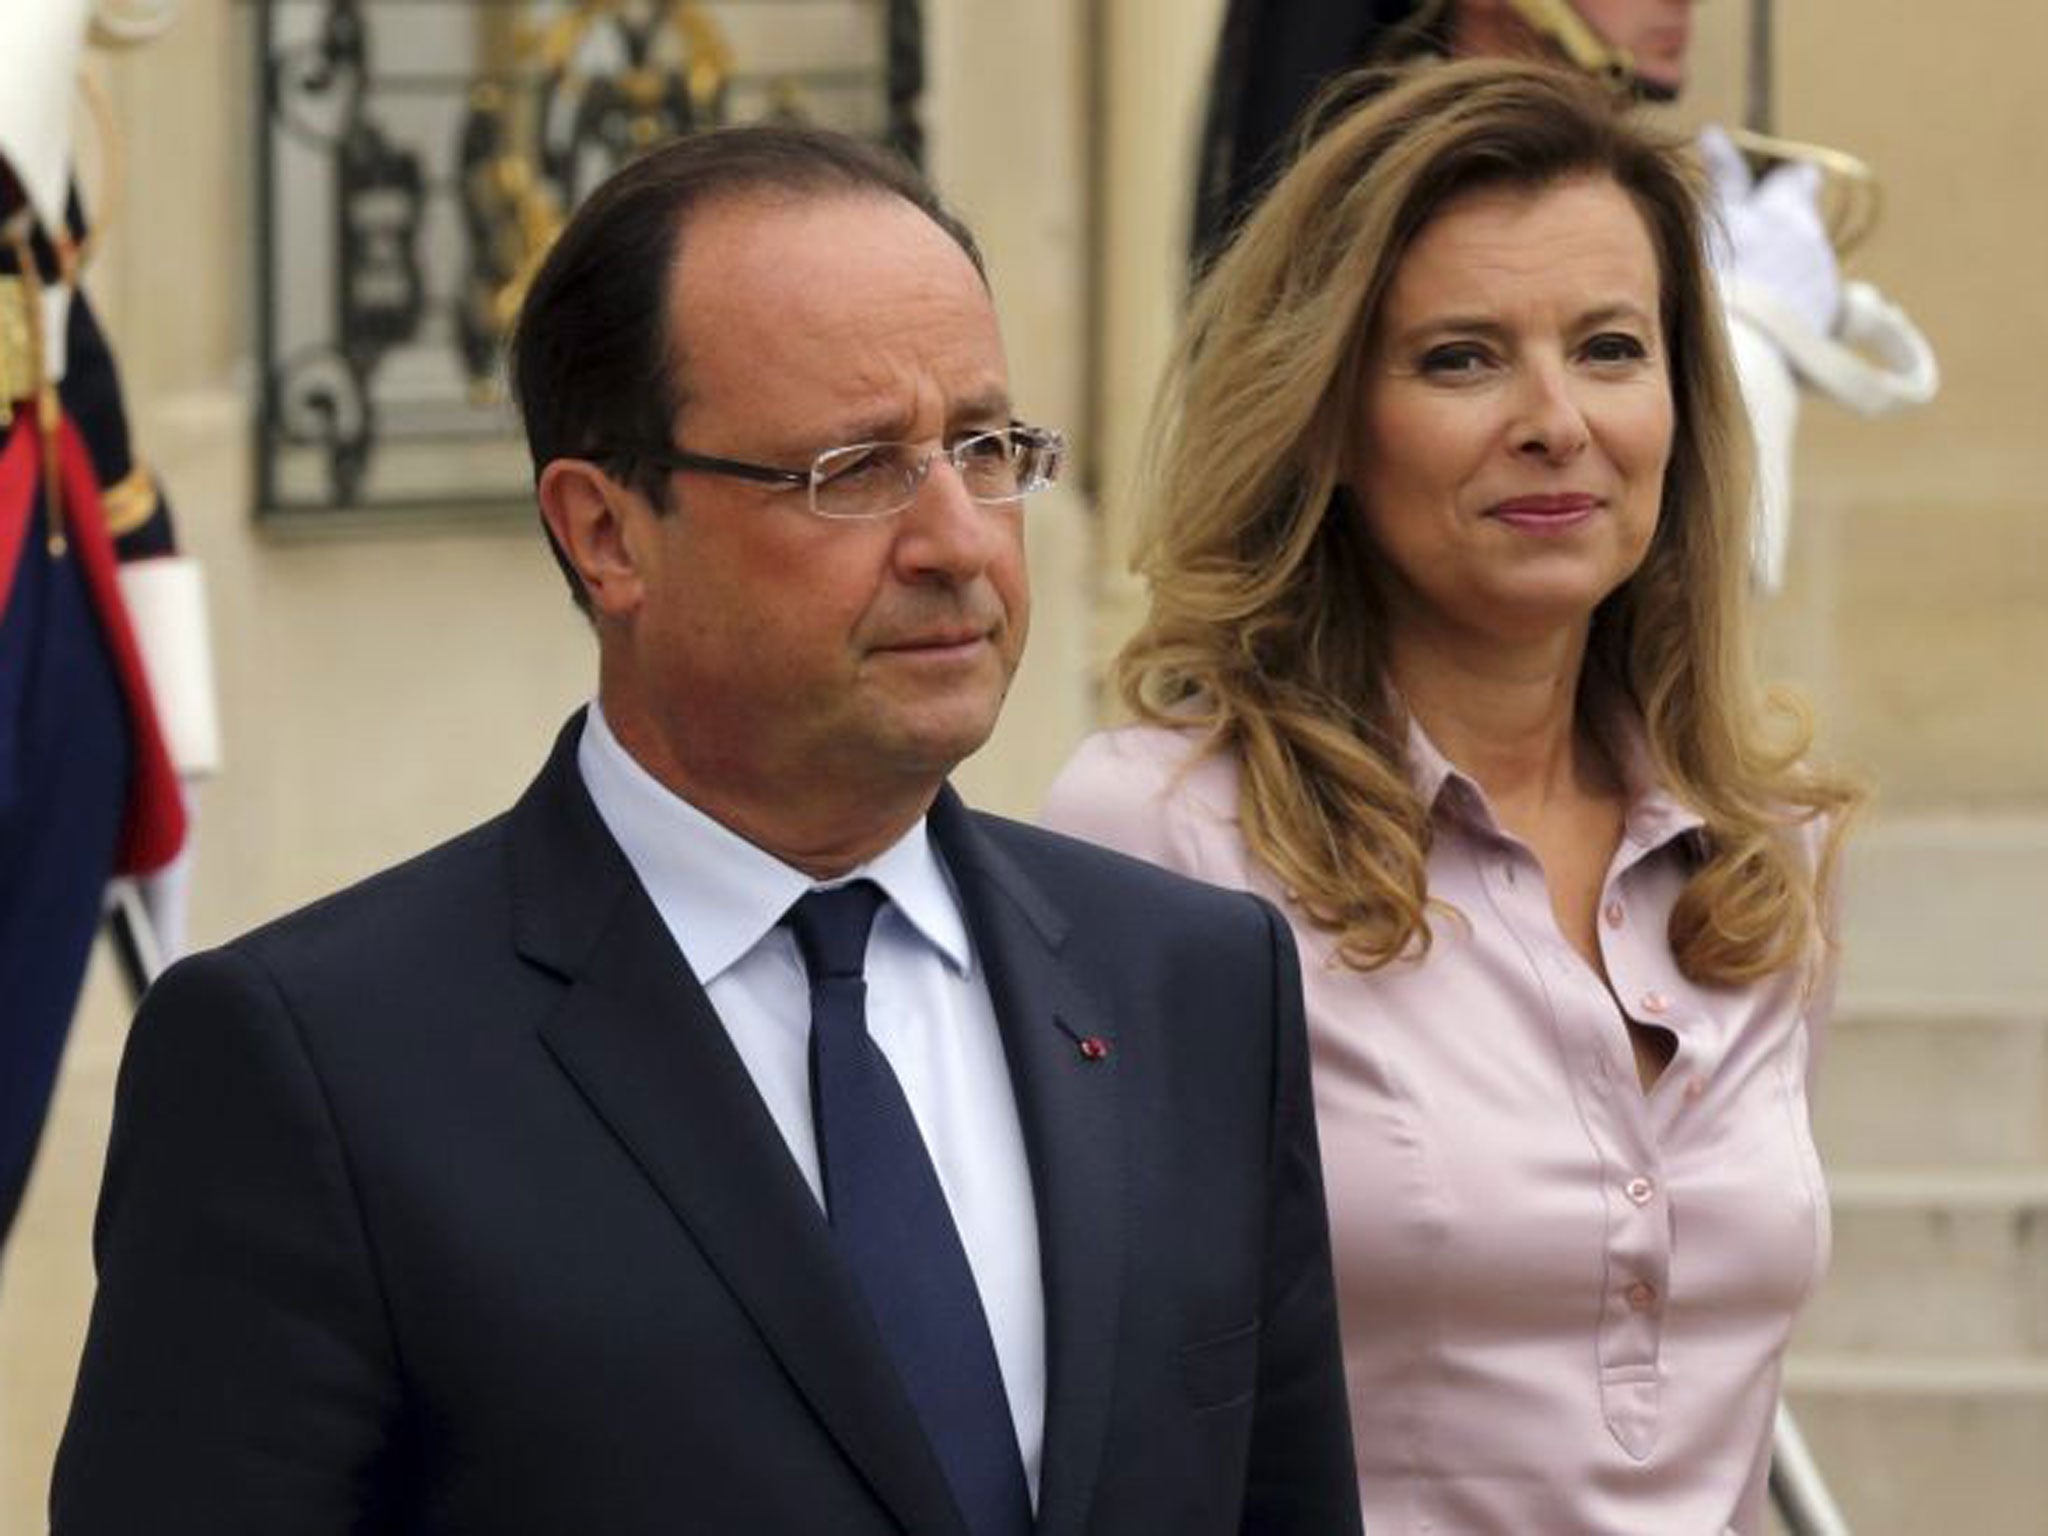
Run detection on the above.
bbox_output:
[1402,697,1706,854]
[1595,709,1708,851]
[575,702,973,984]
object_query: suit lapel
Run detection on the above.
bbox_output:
[932,793,1126,1536]
[508,720,968,1536]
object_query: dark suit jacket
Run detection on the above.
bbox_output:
[52,717,1360,1535]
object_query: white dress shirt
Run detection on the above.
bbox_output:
[577,703,1045,1499]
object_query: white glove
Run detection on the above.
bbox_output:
[117,554,223,778]
[1698,125,1842,341]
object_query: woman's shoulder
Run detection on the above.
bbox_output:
[1038,722,1245,880]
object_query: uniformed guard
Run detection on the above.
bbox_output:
[0,0,216,1252]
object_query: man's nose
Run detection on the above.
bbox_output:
[892,455,1011,582]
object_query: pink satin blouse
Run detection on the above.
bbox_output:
[1041,721,1834,1536]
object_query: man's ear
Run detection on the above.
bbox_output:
[538,459,648,619]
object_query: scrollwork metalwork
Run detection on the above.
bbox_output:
[254,0,919,519]
[338,116,426,362]
[267,0,369,150]
[454,3,740,396]
[270,346,374,507]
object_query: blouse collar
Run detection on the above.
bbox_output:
[1402,696,1707,858]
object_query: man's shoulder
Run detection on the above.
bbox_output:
[225,716,600,980]
[1037,721,1250,893]
[965,803,1269,930]
[1055,722,1236,796]
[123,807,540,1099]
[226,811,519,986]
[959,807,1300,1064]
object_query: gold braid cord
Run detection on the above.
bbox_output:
[72,68,126,271]
[1,213,66,556]
[0,275,32,427]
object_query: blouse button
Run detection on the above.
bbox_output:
[1604,900,1625,929]
[1640,990,1670,1016]
[1625,1176,1655,1206]
[1684,1077,1706,1101]
[1626,1281,1659,1312]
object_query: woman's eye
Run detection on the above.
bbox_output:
[1418,343,1493,376]
[1584,332,1649,364]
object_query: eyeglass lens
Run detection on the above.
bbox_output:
[809,429,1060,520]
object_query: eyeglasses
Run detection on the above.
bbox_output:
[603,422,1067,522]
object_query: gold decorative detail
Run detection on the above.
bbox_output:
[99,463,161,537]
[1723,128,1883,258]
[765,78,810,125]
[459,1,742,391]
[0,276,34,426]
[1501,0,1636,87]
[39,384,66,556]
[673,3,737,119]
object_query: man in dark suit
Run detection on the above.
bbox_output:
[52,125,1360,1535]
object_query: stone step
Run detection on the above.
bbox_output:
[1800,1171,2048,1359]
[1815,1005,2048,1168]
[1771,814,2047,1532]
[1779,1358,2048,1536]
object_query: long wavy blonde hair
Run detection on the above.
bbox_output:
[1119,59,1862,984]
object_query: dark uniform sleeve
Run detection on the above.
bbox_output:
[51,947,401,1535]
[59,283,177,561]
[1240,894,1363,1533]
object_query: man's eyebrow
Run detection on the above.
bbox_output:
[829,389,1015,445]
[950,388,1015,427]
[825,408,917,446]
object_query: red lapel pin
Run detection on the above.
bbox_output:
[1077,1036,1110,1062]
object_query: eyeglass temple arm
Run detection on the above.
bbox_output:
[654,448,811,487]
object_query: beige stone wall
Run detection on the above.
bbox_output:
[1091,0,1228,682]
[1768,6,2048,811]
[3,0,2041,1525]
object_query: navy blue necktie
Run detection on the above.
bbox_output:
[785,882,1032,1536]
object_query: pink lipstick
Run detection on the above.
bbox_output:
[1489,494,1599,532]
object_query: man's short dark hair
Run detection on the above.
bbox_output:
[509,125,987,612]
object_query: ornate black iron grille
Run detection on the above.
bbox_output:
[253,0,922,520]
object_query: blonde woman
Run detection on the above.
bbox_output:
[1043,61,1860,1535]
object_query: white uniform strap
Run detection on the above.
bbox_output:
[1728,276,1941,417]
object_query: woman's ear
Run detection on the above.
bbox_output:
[537,459,647,619]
